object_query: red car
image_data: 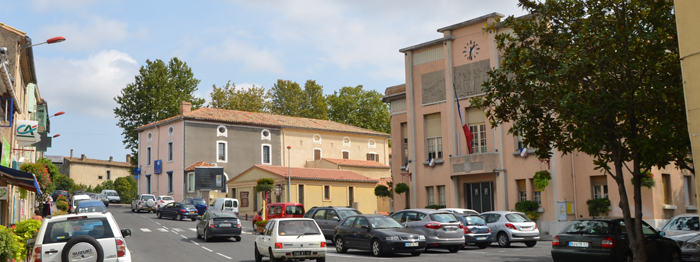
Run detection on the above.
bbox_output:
[252,202,305,227]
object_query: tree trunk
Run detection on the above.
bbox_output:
[612,150,647,262]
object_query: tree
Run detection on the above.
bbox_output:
[37,158,60,181]
[475,1,686,261]
[269,80,306,117]
[302,80,329,120]
[20,162,53,207]
[114,177,134,203]
[114,58,205,154]
[327,85,390,133]
[394,183,410,209]
[53,174,74,191]
[208,81,270,113]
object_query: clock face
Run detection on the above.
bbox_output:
[463,40,480,60]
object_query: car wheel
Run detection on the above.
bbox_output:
[269,248,280,262]
[447,246,460,253]
[131,207,135,212]
[157,212,162,219]
[477,243,489,249]
[411,252,421,256]
[525,241,537,247]
[371,239,384,257]
[61,235,104,262]
[669,248,681,262]
[191,217,196,221]
[497,232,511,247]
[335,237,347,253]
[254,244,262,262]
[177,214,182,221]
[204,229,210,242]
[234,236,241,242]
[316,257,326,262]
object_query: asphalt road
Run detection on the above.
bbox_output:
[109,204,554,262]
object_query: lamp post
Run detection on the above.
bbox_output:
[52,134,60,138]
[287,145,291,202]
[49,111,65,118]
[20,36,66,54]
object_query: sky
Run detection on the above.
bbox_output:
[0,0,527,161]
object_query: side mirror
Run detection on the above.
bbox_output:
[121,229,132,238]
[361,225,369,229]
[402,223,408,227]
[26,238,35,248]
[332,216,340,221]
[659,231,666,237]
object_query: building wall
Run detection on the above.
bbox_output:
[67,162,131,187]
[281,128,389,169]
[138,120,186,199]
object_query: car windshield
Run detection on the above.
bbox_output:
[663,216,700,231]
[278,220,321,236]
[505,213,532,222]
[286,206,304,215]
[562,220,610,235]
[192,199,206,205]
[142,195,155,201]
[43,218,114,244]
[183,204,196,209]
[97,194,107,198]
[369,217,403,229]
[106,192,119,196]
[338,209,360,218]
[463,216,486,226]
[162,196,174,201]
[430,213,459,223]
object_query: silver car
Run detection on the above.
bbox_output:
[481,211,539,247]
[659,214,700,261]
[391,209,465,252]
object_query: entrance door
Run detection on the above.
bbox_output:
[464,182,494,213]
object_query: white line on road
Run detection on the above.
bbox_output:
[189,228,196,231]
[157,228,168,232]
[155,222,161,225]
[140,228,151,232]
[326,254,390,260]
[190,240,199,246]
[173,228,183,232]
[216,253,232,259]
[202,247,213,252]
[172,231,179,234]
[242,232,252,235]
[180,235,187,238]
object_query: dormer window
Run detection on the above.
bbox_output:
[217,125,227,137]
[261,129,271,141]
[313,134,322,144]
[343,137,351,147]
[368,139,376,149]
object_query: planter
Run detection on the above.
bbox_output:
[256,225,265,232]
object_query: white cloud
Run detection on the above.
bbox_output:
[199,38,286,74]
[37,17,147,51]
[35,50,140,119]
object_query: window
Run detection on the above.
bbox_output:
[366,153,379,162]
[298,185,304,205]
[147,132,152,142]
[515,135,527,151]
[368,139,376,149]
[261,129,271,140]
[438,186,446,207]
[313,209,326,220]
[467,107,487,153]
[517,180,527,202]
[531,179,541,206]
[314,149,321,160]
[168,172,173,193]
[313,134,322,144]
[342,217,356,227]
[342,151,349,159]
[401,123,409,166]
[232,188,237,199]
[217,126,227,137]
[106,171,111,180]
[168,126,174,136]
[663,174,672,204]
[262,144,271,164]
[217,141,227,162]
[348,186,354,207]
[591,176,608,199]
[425,113,442,159]
[354,217,369,228]
[188,173,195,192]
[426,186,435,206]
[147,147,152,166]
[343,137,351,147]
[147,176,151,194]
[98,176,103,180]
[323,185,330,200]
[167,142,173,161]
[390,98,406,112]
[685,176,695,206]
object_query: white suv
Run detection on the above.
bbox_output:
[27,212,132,262]
[131,194,157,213]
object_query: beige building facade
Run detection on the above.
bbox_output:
[384,13,691,239]
[62,154,133,187]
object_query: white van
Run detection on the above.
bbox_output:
[70,194,91,213]
[101,190,120,203]
[211,198,239,215]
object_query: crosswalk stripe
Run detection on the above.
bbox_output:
[173,228,183,232]
[216,253,232,259]
[157,228,168,232]
[140,228,151,232]
[189,228,196,231]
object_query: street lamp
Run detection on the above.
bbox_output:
[49,111,65,118]
[287,145,291,202]
[21,36,66,50]
[52,134,60,138]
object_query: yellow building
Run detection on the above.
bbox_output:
[227,165,379,216]
[62,154,133,187]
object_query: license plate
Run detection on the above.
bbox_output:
[220,223,232,227]
[293,251,311,256]
[522,227,531,230]
[444,227,457,232]
[405,242,419,247]
[476,236,487,240]
[569,241,589,247]
[189,211,195,214]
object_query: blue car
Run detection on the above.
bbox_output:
[183,198,208,215]
[76,200,107,214]
[157,202,199,221]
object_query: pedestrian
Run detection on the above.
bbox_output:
[32,210,42,221]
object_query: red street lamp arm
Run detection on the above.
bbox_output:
[52,134,60,138]
[19,36,66,56]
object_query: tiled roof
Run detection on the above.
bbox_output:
[378,177,393,187]
[384,84,406,96]
[64,157,132,168]
[322,158,390,169]
[43,155,64,164]
[137,107,389,137]
[232,165,378,183]
[185,162,213,172]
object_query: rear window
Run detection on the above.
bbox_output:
[77,206,106,213]
[286,206,304,215]
[43,218,114,244]
[463,216,486,226]
[663,216,700,231]
[505,213,532,222]
[213,212,238,219]
[192,199,206,205]
[107,192,119,196]
[338,209,360,218]
[142,195,155,201]
[162,196,174,201]
[278,220,321,236]
[562,220,611,235]
[183,204,196,209]
[430,213,459,223]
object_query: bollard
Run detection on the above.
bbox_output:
[246,214,248,221]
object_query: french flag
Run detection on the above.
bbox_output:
[454,85,474,154]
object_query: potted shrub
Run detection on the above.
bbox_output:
[533,170,551,190]
[514,200,540,220]
[586,198,611,218]
[394,183,410,209]
[630,171,656,189]
[255,220,269,232]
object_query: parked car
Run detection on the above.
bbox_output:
[391,209,464,252]
[95,194,110,207]
[440,208,480,216]
[101,190,121,203]
[183,198,208,215]
[52,190,71,202]
[254,218,326,262]
[156,195,174,210]
[75,200,107,214]
[253,202,306,228]
[85,192,97,199]
[454,214,491,248]
[304,206,359,240]
[131,194,157,213]
[210,198,240,215]
[70,195,91,213]
[72,191,86,196]
[334,214,426,256]
[481,211,540,247]
[659,214,700,261]
[157,202,198,221]
[196,210,242,242]
[27,210,132,262]
[551,218,681,262]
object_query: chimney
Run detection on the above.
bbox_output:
[70,149,73,158]
[109,156,113,162]
[126,154,131,163]
[180,101,192,115]
[80,154,85,160]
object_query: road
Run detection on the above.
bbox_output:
[109,204,554,262]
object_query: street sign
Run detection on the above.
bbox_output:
[154,160,162,174]
[275,185,281,196]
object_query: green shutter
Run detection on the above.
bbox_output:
[27,83,36,113]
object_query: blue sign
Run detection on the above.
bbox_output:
[134,175,139,180]
[134,167,141,175]
[154,160,162,174]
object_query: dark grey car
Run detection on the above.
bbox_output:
[304,206,362,240]
[391,209,465,252]
[660,214,700,261]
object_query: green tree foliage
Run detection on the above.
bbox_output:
[374,185,392,199]
[208,81,270,113]
[327,85,390,133]
[302,80,329,120]
[56,201,69,211]
[514,200,540,220]
[53,174,73,191]
[475,1,685,261]
[20,162,53,205]
[269,80,305,117]
[254,178,274,193]
[37,158,60,181]
[0,225,16,261]
[114,177,134,203]
[12,220,41,261]
[114,58,206,154]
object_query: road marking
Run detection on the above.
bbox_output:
[155,222,161,225]
[216,253,232,259]
[173,228,183,232]
[202,247,213,252]
[189,228,196,231]
[242,232,252,235]
[180,235,187,238]
[172,231,179,234]
[190,240,199,246]
[140,228,151,232]
[157,228,168,232]
[326,254,389,260]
